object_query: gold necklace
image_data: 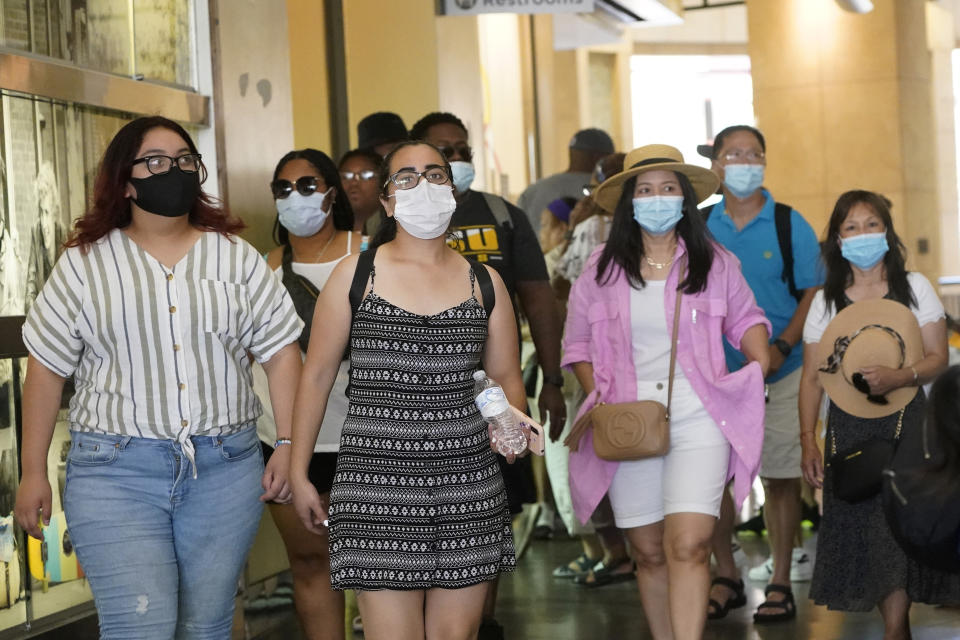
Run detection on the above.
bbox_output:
[295,229,337,263]
[645,255,674,270]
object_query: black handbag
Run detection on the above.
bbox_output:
[828,408,904,503]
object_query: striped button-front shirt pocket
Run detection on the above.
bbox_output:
[197,278,251,339]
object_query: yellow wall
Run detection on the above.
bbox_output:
[435,15,488,190]
[216,0,295,252]
[287,0,332,152]
[746,0,951,282]
[342,0,440,149]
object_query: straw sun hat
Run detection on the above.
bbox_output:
[816,299,923,419]
[592,144,721,213]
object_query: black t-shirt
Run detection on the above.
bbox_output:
[448,190,549,301]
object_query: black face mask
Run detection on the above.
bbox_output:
[129,167,201,218]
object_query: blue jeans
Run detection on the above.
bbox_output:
[63,427,264,639]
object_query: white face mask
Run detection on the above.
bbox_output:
[391,180,457,239]
[276,189,331,237]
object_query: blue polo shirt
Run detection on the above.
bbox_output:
[706,189,823,382]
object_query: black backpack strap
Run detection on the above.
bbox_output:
[468,260,495,317]
[774,202,802,302]
[349,246,377,314]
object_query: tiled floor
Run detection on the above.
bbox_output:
[34,531,960,639]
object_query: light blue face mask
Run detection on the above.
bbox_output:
[723,164,764,199]
[450,161,475,193]
[276,189,331,237]
[632,195,684,235]
[841,232,889,270]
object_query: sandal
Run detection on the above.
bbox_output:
[574,558,635,587]
[707,576,747,620]
[753,583,796,623]
[552,552,599,579]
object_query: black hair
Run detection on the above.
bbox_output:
[821,190,915,315]
[923,366,960,492]
[271,149,354,246]
[595,171,715,294]
[711,125,766,159]
[338,148,383,171]
[409,112,469,141]
[370,140,454,248]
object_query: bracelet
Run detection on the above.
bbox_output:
[910,366,919,386]
[273,438,292,448]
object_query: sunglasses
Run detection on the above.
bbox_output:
[851,372,888,405]
[340,170,377,183]
[439,144,472,163]
[271,176,326,199]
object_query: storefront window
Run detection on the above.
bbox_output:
[0,0,196,89]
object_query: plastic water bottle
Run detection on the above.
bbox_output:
[473,370,526,456]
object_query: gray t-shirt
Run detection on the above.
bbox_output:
[517,171,590,235]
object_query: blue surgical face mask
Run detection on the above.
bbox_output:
[723,163,765,199]
[276,189,331,237]
[632,195,684,235]
[841,232,889,270]
[450,161,475,193]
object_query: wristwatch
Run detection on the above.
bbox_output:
[542,373,564,388]
[773,338,792,358]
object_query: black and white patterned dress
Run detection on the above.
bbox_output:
[328,263,516,591]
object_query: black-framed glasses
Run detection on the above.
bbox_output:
[385,166,450,191]
[340,170,377,183]
[133,153,202,175]
[271,176,326,199]
[439,144,472,163]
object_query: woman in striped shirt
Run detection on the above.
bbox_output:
[14,116,303,639]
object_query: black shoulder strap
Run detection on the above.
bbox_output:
[774,202,802,302]
[349,246,377,315]
[468,260,495,317]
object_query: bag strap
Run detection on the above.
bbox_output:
[665,262,685,421]
[468,259,495,316]
[774,202,802,302]
[482,192,513,230]
[349,246,378,315]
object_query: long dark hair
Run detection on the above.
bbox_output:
[821,190,914,314]
[370,140,453,248]
[595,171,714,293]
[271,148,354,246]
[923,366,960,491]
[66,116,243,248]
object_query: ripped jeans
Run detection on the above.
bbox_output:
[63,427,264,639]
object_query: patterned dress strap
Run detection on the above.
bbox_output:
[468,265,476,298]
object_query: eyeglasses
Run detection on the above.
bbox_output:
[340,170,377,183]
[721,150,765,163]
[133,153,202,175]
[439,144,472,163]
[385,166,450,191]
[271,176,326,199]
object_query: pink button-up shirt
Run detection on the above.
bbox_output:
[561,241,771,525]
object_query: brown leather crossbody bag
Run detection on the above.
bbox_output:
[564,272,683,461]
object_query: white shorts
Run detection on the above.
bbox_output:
[607,377,730,529]
[759,366,802,479]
